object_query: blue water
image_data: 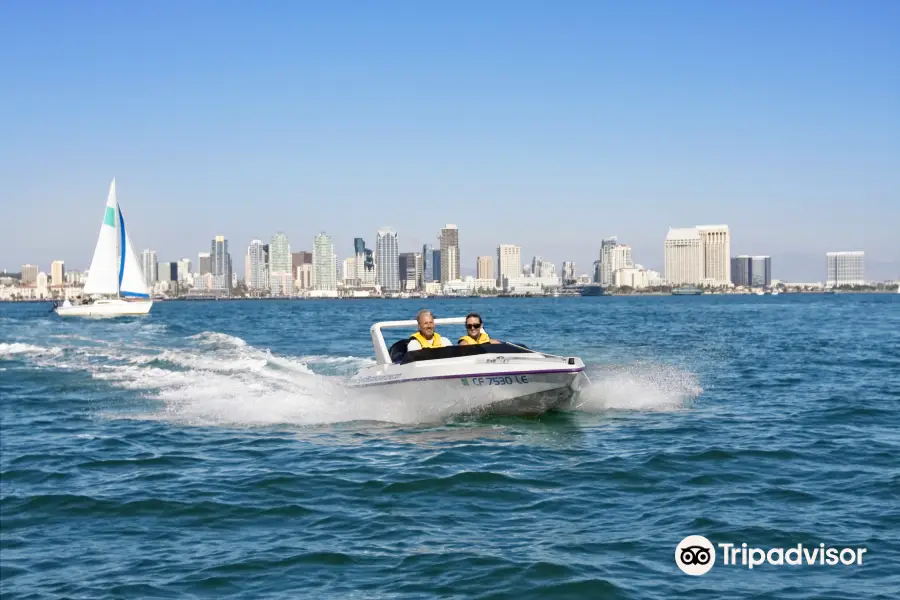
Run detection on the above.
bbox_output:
[2,296,898,598]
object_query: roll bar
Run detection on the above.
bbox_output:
[370,317,467,364]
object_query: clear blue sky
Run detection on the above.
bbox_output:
[2,1,898,281]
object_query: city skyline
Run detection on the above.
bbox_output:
[3,223,889,287]
[1,4,898,280]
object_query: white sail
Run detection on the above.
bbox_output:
[117,205,150,298]
[82,179,121,296]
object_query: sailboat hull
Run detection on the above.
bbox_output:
[55,298,153,317]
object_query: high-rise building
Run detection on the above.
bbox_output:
[731,256,752,287]
[296,263,313,289]
[665,225,731,286]
[399,252,421,290]
[422,244,435,284]
[562,262,576,285]
[312,232,337,291]
[210,236,232,290]
[750,256,771,288]
[433,249,441,282]
[198,252,211,276]
[157,262,178,283]
[733,255,772,287]
[664,228,703,285]
[439,225,460,283]
[20,264,38,285]
[596,238,632,285]
[269,233,291,275]
[247,240,268,290]
[268,232,291,296]
[532,256,557,279]
[178,258,192,283]
[141,249,158,287]
[343,257,357,284]
[50,260,65,287]
[352,238,375,287]
[697,225,731,285]
[292,251,312,271]
[826,251,865,286]
[376,227,400,292]
[477,256,494,281]
[497,244,522,286]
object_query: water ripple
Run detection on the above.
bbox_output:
[2,296,899,598]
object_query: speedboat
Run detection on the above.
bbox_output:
[347,317,589,416]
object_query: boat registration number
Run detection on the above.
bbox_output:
[463,375,529,386]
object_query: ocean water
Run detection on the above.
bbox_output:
[1,295,898,599]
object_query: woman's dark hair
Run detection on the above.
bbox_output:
[465,312,483,324]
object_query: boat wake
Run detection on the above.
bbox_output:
[574,363,703,412]
[3,328,702,426]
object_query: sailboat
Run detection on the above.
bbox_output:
[55,179,153,317]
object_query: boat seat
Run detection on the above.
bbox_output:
[389,339,410,364]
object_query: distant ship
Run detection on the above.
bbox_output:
[671,285,703,296]
[580,285,607,296]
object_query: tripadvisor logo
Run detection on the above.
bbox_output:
[676,535,715,576]
[675,536,868,575]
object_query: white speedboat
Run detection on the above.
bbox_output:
[55,179,153,317]
[347,317,589,416]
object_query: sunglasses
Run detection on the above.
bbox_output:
[466,323,482,329]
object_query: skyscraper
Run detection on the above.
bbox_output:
[562,262,576,285]
[477,256,494,281]
[269,233,291,275]
[177,258,192,283]
[697,225,731,285]
[268,232,292,295]
[439,224,460,283]
[750,256,772,288]
[312,232,337,291]
[422,244,434,283]
[664,228,703,285]
[376,227,400,292]
[433,249,441,283]
[197,252,211,276]
[826,251,865,286]
[497,244,522,286]
[292,251,312,271]
[50,260,65,287]
[141,249,158,287]
[733,255,771,287]
[531,256,557,279]
[399,252,421,290]
[665,225,731,286]
[731,256,752,287]
[597,238,632,285]
[210,236,232,290]
[353,237,375,286]
[20,264,38,285]
[247,240,268,290]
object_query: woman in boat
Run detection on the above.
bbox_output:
[458,313,501,345]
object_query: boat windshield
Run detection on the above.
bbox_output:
[388,340,535,364]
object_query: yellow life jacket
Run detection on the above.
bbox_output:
[458,331,490,345]
[410,331,444,349]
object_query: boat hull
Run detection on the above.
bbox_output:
[348,367,588,417]
[55,298,153,317]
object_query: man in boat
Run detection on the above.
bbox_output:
[458,312,501,345]
[407,309,452,350]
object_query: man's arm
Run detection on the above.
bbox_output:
[408,339,423,351]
